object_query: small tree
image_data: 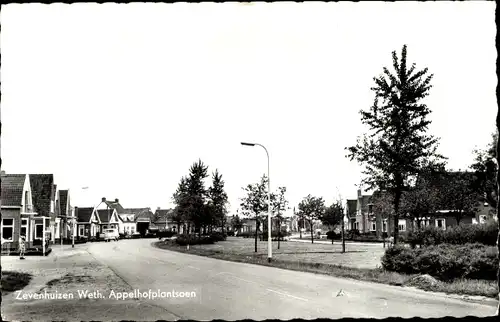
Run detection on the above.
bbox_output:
[438,171,480,225]
[240,175,269,252]
[471,131,498,212]
[271,186,289,249]
[298,195,326,244]
[321,201,343,244]
[400,162,444,231]
[172,176,189,233]
[208,169,229,234]
[346,45,445,244]
[294,207,306,239]
[231,215,244,233]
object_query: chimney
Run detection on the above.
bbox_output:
[115,198,119,203]
[102,197,106,202]
[357,189,362,198]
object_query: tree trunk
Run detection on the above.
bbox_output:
[299,220,303,239]
[254,217,258,253]
[278,217,281,250]
[393,189,402,245]
[341,216,345,253]
[496,111,500,317]
[310,221,314,244]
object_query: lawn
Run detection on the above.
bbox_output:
[1,271,32,295]
[178,237,385,269]
[155,237,498,299]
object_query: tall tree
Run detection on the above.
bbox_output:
[346,45,444,244]
[172,176,189,233]
[321,201,343,244]
[208,169,229,233]
[496,99,500,317]
[186,159,209,237]
[471,131,498,212]
[271,186,289,249]
[298,195,325,244]
[240,175,269,252]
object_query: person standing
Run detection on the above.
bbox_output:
[19,236,26,259]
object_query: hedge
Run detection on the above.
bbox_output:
[157,230,177,238]
[403,221,498,246]
[381,243,498,281]
[174,233,226,246]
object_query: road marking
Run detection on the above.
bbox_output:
[266,288,309,302]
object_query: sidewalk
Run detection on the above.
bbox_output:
[289,238,386,247]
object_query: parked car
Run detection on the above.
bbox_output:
[102,228,119,242]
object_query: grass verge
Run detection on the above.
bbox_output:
[1,271,33,295]
[154,241,498,299]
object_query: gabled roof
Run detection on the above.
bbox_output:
[346,199,357,216]
[30,174,55,217]
[105,200,126,213]
[96,209,115,224]
[154,208,174,223]
[76,207,94,223]
[58,190,69,216]
[1,174,26,207]
[123,208,153,221]
[119,214,135,223]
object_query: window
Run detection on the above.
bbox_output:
[21,219,28,238]
[383,220,387,232]
[435,218,446,230]
[79,226,84,236]
[371,222,376,231]
[35,224,43,239]
[2,219,14,241]
[131,227,135,234]
[398,219,406,232]
[368,204,373,213]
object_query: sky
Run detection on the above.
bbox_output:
[1,2,497,216]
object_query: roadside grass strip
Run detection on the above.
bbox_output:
[154,241,498,299]
[1,270,33,295]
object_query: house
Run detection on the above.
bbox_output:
[75,207,100,238]
[29,174,57,243]
[1,172,51,253]
[96,198,155,236]
[125,208,155,236]
[346,188,377,234]
[55,189,76,242]
[153,208,177,232]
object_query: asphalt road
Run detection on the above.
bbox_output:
[88,239,495,320]
[2,239,496,320]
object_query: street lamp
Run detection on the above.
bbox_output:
[241,142,272,263]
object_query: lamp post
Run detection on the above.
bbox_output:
[241,142,272,263]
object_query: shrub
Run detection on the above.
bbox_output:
[175,234,216,246]
[157,230,177,238]
[382,243,498,281]
[326,231,339,240]
[210,232,227,242]
[226,231,235,236]
[237,231,260,238]
[403,221,498,246]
